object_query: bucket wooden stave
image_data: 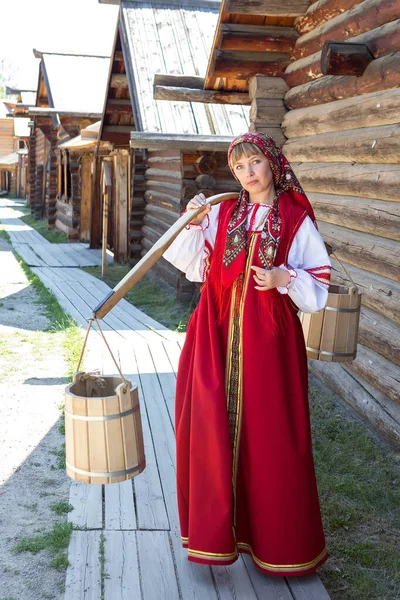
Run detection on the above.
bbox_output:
[300,284,361,362]
[65,372,146,484]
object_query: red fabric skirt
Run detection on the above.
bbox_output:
[175,229,327,576]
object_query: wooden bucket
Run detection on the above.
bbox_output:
[65,372,146,484]
[300,284,361,362]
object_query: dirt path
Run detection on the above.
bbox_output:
[0,236,71,600]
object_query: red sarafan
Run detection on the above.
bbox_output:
[164,132,331,576]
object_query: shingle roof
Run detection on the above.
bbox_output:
[40,53,110,113]
[0,152,18,167]
[120,1,249,135]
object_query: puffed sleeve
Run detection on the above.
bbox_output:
[277,216,331,313]
[162,204,220,282]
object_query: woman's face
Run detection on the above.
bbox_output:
[231,152,275,198]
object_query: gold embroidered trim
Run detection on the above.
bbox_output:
[237,542,328,572]
[187,548,238,561]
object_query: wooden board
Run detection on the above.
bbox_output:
[137,531,180,599]
[104,531,141,599]
[68,482,103,530]
[105,480,137,530]
[64,531,101,600]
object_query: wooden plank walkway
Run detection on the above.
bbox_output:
[0,202,331,600]
[0,199,112,268]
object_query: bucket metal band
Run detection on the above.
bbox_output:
[325,306,360,313]
[65,406,138,422]
[306,346,356,358]
[66,461,145,478]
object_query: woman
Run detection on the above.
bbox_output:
[163,132,331,576]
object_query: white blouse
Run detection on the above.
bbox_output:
[163,202,331,313]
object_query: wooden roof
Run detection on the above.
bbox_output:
[34,51,110,113]
[100,0,250,145]
[0,152,18,168]
[204,0,302,91]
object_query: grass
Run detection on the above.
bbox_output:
[82,265,193,332]
[15,256,83,378]
[99,533,107,600]
[19,212,68,244]
[0,223,10,242]
[49,502,73,516]
[50,444,66,470]
[13,521,73,558]
[309,382,400,600]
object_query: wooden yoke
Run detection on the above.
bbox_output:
[92,192,239,319]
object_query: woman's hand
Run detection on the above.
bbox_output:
[185,193,211,225]
[251,266,290,291]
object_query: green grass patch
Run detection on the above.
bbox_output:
[82,266,193,332]
[0,223,10,242]
[14,521,73,557]
[50,502,73,516]
[50,443,66,470]
[19,213,68,244]
[15,256,83,377]
[310,382,400,600]
[50,553,69,570]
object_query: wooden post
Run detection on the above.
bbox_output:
[80,153,92,242]
[102,161,112,277]
[114,152,129,263]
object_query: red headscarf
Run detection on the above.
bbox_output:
[221,132,316,286]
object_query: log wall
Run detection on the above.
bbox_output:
[55,149,80,239]
[30,128,48,219]
[141,149,240,295]
[277,0,400,446]
[129,150,146,263]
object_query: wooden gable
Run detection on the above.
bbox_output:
[203,0,301,92]
[100,25,136,146]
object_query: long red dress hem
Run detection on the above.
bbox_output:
[175,196,329,579]
[182,541,328,576]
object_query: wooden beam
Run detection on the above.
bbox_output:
[225,0,310,16]
[99,0,221,6]
[309,192,400,241]
[283,124,400,164]
[292,0,400,60]
[154,85,250,105]
[285,20,400,88]
[130,132,234,151]
[309,361,400,448]
[285,51,400,110]
[104,125,135,134]
[101,131,131,146]
[317,221,400,282]
[16,105,102,118]
[110,74,128,89]
[250,99,286,124]
[321,41,374,76]
[295,0,364,35]
[221,23,299,39]
[347,344,400,407]
[249,76,289,100]
[331,259,400,325]
[107,98,132,107]
[220,24,298,53]
[213,50,289,79]
[154,74,204,90]
[294,162,400,203]
[282,88,400,138]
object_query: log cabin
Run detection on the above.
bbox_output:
[148,0,400,447]
[0,99,30,197]
[14,50,110,236]
[94,0,249,289]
